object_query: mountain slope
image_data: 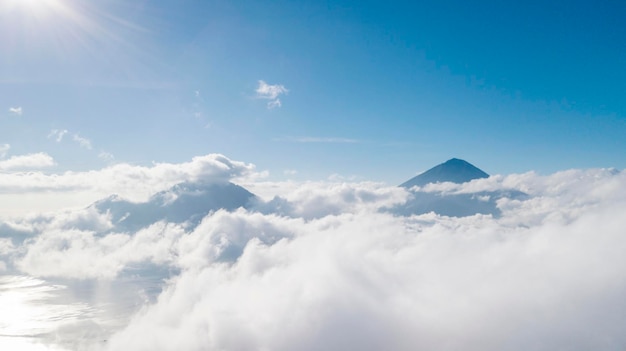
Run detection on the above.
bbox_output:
[94,181,257,231]
[392,158,525,217]
[400,158,489,188]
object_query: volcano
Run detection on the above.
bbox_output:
[93,181,257,232]
[392,158,525,217]
[400,158,489,188]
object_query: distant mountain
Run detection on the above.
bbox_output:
[400,158,489,188]
[392,158,526,217]
[93,181,257,232]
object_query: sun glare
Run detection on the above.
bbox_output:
[0,0,105,61]
[1,0,61,15]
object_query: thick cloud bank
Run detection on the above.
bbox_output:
[1,158,626,351]
[0,153,258,216]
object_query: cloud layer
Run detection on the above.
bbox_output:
[0,153,259,215]
[1,156,625,351]
[0,152,56,171]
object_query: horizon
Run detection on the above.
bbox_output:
[1,153,620,218]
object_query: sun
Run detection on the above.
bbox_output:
[0,0,89,60]
[1,0,149,84]
[2,0,52,11]
[0,0,68,19]
[3,0,59,10]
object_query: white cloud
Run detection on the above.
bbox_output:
[263,181,406,219]
[0,153,56,171]
[2,159,626,350]
[48,129,69,142]
[18,221,185,279]
[109,168,626,350]
[0,144,9,158]
[8,107,22,116]
[267,98,282,109]
[0,153,260,215]
[0,238,14,255]
[256,80,288,100]
[98,151,115,162]
[256,80,288,109]
[106,192,626,350]
[48,129,96,151]
[72,134,92,149]
[327,173,359,182]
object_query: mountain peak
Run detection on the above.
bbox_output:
[400,158,489,188]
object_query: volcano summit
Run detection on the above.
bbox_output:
[400,158,489,188]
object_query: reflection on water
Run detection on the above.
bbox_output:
[0,275,92,350]
[0,275,90,336]
[0,267,169,350]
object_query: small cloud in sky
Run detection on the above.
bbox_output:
[0,152,55,171]
[194,90,200,98]
[284,169,298,176]
[8,107,23,116]
[256,80,288,109]
[327,173,359,181]
[49,129,94,150]
[73,134,92,150]
[267,99,282,109]
[98,152,114,162]
[0,144,9,158]
[48,129,69,142]
[278,136,359,143]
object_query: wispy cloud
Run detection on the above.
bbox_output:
[0,152,56,171]
[256,80,288,109]
[98,151,114,162]
[72,134,92,150]
[277,136,359,143]
[48,129,69,142]
[267,99,282,109]
[8,107,22,116]
[0,144,9,158]
[49,129,94,150]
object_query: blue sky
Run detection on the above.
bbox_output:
[1,0,624,183]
